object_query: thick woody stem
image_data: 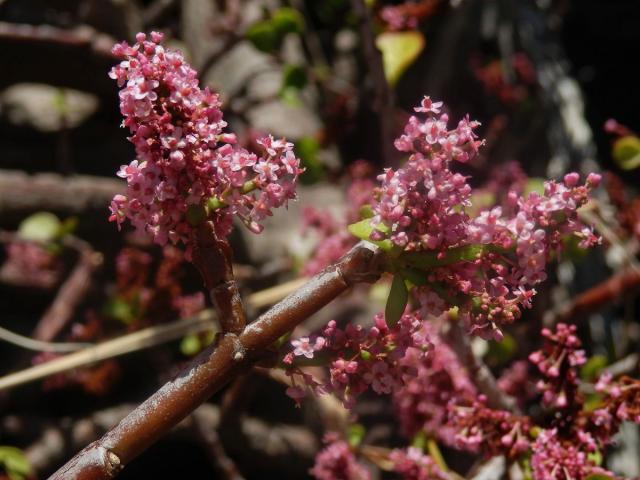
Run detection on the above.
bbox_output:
[191,221,246,335]
[49,242,383,480]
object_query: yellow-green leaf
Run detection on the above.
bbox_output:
[376,31,425,87]
[612,135,640,170]
[18,212,62,243]
[0,446,31,480]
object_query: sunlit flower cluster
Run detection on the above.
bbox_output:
[108,32,302,249]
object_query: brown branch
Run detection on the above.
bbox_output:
[442,319,520,414]
[32,237,103,342]
[552,268,640,324]
[11,403,315,478]
[0,170,122,220]
[49,242,383,479]
[192,221,247,334]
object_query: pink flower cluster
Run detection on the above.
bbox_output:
[285,312,428,408]
[392,321,476,444]
[108,32,302,248]
[310,435,370,480]
[530,428,615,480]
[448,398,532,459]
[367,97,600,339]
[528,323,586,410]
[389,447,447,480]
[370,97,478,250]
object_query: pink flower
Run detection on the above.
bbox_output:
[108,32,303,248]
[291,337,319,359]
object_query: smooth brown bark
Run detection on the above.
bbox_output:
[192,221,246,335]
[49,242,383,479]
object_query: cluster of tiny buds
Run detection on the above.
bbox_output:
[108,32,302,253]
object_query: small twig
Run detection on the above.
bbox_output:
[49,242,383,479]
[32,236,103,342]
[0,325,91,353]
[0,313,215,393]
[259,367,349,433]
[551,268,640,324]
[0,170,122,220]
[0,278,306,392]
[579,208,640,274]
[604,353,640,378]
[350,0,396,166]
[16,404,315,477]
[192,221,247,334]
[442,318,520,414]
[191,409,246,480]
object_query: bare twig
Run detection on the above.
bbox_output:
[191,409,246,480]
[13,404,315,477]
[0,325,91,353]
[32,237,103,342]
[0,170,121,220]
[0,278,306,392]
[442,319,520,414]
[551,268,640,324]
[49,243,382,479]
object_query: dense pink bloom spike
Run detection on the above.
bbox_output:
[108,32,302,248]
[367,98,600,339]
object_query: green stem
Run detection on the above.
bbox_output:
[206,180,259,213]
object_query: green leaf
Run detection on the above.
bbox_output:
[401,244,488,269]
[583,392,604,412]
[581,354,608,382]
[486,333,517,366]
[359,204,374,219]
[524,178,545,196]
[296,136,325,185]
[180,334,202,356]
[385,274,408,327]
[347,218,394,251]
[279,86,303,107]
[103,298,136,325]
[246,21,280,53]
[612,135,640,170]
[401,268,428,287]
[272,7,305,35]
[347,424,366,448]
[587,450,603,466]
[282,64,308,90]
[0,446,31,480]
[58,216,78,238]
[18,212,62,242]
[375,31,425,87]
[585,475,616,480]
